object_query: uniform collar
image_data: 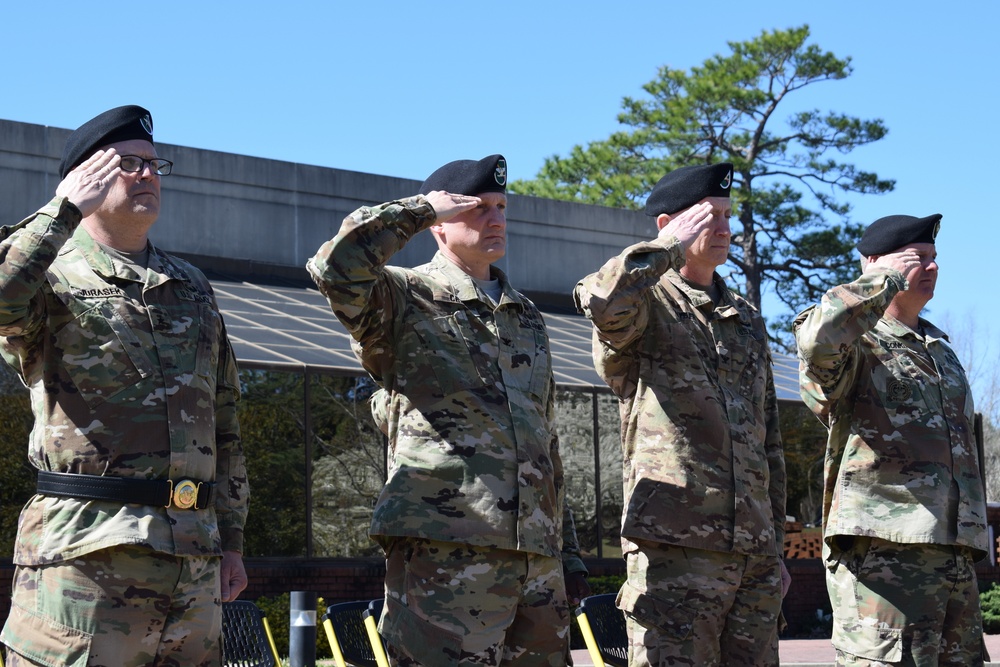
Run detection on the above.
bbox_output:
[877,314,949,344]
[430,251,525,309]
[665,269,749,323]
[67,225,182,287]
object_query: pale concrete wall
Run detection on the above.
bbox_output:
[0,118,650,302]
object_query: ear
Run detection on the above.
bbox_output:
[656,213,672,231]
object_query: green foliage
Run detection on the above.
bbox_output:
[255,592,329,659]
[510,25,893,348]
[238,370,386,558]
[0,386,34,556]
[585,574,626,596]
[778,403,828,525]
[238,370,309,557]
[981,582,1000,634]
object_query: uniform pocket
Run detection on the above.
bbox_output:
[827,536,904,662]
[869,348,927,429]
[617,579,697,640]
[380,594,464,666]
[55,301,153,407]
[1,600,92,667]
[832,621,903,663]
[412,312,490,397]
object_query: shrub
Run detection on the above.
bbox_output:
[586,574,625,596]
[981,582,1000,634]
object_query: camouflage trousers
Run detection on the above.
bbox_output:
[380,537,571,667]
[1,544,223,667]
[826,536,987,666]
[619,540,782,667]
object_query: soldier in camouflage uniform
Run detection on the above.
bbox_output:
[0,106,249,667]
[307,155,589,666]
[794,214,988,666]
[574,163,789,667]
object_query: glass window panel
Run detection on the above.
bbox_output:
[556,388,599,557]
[238,369,308,557]
[309,374,385,558]
[596,391,623,560]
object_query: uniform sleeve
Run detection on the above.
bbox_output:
[0,197,82,342]
[560,506,589,576]
[214,317,248,553]
[763,353,786,554]
[793,269,905,424]
[572,237,685,396]
[305,196,437,383]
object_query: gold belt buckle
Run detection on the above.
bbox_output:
[170,479,200,510]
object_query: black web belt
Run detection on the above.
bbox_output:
[37,471,214,510]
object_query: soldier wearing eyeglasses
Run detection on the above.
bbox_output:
[0,105,248,666]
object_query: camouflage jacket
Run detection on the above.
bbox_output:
[794,268,987,556]
[307,195,581,568]
[0,197,248,565]
[574,237,786,557]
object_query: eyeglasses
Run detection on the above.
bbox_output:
[119,155,174,176]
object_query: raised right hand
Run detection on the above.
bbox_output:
[864,249,923,286]
[424,190,481,222]
[55,149,121,218]
[657,200,715,250]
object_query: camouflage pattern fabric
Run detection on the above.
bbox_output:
[0,197,247,565]
[2,544,223,667]
[381,537,570,666]
[573,236,786,557]
[825,537,986,666]
[619,540,781,666]
[793,268,987,556]
[366,387,587,575]
[307,195,566,560]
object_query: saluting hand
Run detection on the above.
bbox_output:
[864,249,923,286]
[55,148,121,218]
[424,190,481,222]
[657,201,715,251]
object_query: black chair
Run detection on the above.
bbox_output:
[362,598,388,667]
[574,594,628,667]
[323,599,387,667]
[221,600,281,667]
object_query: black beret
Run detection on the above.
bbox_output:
[644,163,734,216]
[418,154,507,196]
[856,214,942,256]
[59,105,155,178]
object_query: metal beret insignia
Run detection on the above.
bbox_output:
[495,158,507,186]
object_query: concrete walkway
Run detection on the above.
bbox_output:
[570,634,1000,665]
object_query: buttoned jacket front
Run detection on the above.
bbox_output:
[575,236,785,557]
[308,196,567,559]
[795,268,987,556]
[0,197,247,565]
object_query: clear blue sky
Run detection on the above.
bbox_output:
[3,1,998,368]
